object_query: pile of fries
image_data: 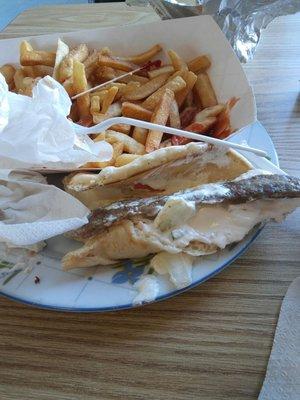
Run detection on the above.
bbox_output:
[0,40,238,168]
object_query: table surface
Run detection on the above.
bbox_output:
[0,4,299,400]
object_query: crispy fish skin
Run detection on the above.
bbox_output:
[70,174,300,241]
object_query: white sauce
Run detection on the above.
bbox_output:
[140,198,300,253]
[154,198,195,231]
[184,198,300,249]
[194,183,230,200]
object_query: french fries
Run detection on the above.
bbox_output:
[90,89,109,103]
[168,49,188,71]
[92,113,106,125]
[13,69,26,92]
[92,101,122,124]
[0,64,16,88]
[195,104,225,122]
[90,95,101,114]
[115,154,141,167]
[106,102,122,117]
[187,55,211,73]
[73,60,90,118]
[145,88,174,153]
[148,65,174,79]
[184,90,194,108]
[12,73,36,96]
[20,41,56,67]
[132,127,148,145]
[194,72,217,108]
[59,44,89,82]
[0,64,15,83]
[108,83,127,100]
[175,70,197,108]
[167,70,185,82]
[2,39,239,170]
[98,55,136,72]
[53,38,69,80]
[84,49,99,78]
[23,65,53,78]
[142,76,186,110]
[106,130,145,154]
[124,73,170,101]
[122,44,162,65]
[169,99,180,129]
[20,77,37,96]
[111,142,124,162]
[122,102,153,121]
[93,132,106,142]
[100,47,112,57]
[101,86,119,114]
[110,124,131,135]
[95,66,116,83]
[114,69,149,84]
[120,81,141,97]
[63,77,75,97]
[83,141,124,169]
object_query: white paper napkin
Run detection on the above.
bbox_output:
[0,170,90,246]
[259,277,300,400]
[0,74,112,169]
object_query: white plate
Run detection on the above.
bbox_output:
[0,122,278,311]
[0,17,268,310]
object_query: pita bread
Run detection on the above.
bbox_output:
[64,143,252,209]
[62,218,219,270]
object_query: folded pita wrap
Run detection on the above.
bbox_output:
[64,143,252,209]
[62,172,300,269]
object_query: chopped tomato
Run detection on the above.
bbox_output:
[133,183,161,192]
[171,136,191,146]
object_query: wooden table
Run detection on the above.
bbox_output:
[0,4,299,400]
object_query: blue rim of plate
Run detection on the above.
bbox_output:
[0,121,278,312]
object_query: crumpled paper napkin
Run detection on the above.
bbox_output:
[259,277,300,400]
[0,74,112,169]
[0,170,90,246]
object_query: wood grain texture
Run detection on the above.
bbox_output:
[0,3,159,39]
[0,5,299,400]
